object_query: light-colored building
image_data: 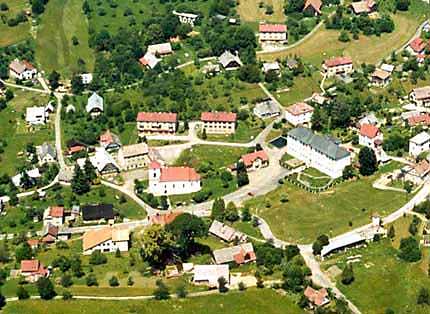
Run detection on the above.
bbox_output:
[322,57,353,77]
[173,10,198,26]
[82,227,130,255]
[26,106,47,125]
[408,37,427,55]
[403,160,430,185]
[408,113,430,127]
[139,52,161,69]
[201,112,237,134]
[350,0,376,14]
[147,43,173,56]
[218,51,243,70]
[99,130,121,151]
[77,147,120,176]
[253,99,281,119]
[12,168,41,187]
[409,132,430,157]
[9,59,37,81]
[359,124,383,150]
[259,24,288,43]
[370,69,391,87]
[213,243,256,265]
[137,112,178,134]
[37,142,57,165]
[304,286,330,308]
[287,127,351,178]
[262,62,281,74]
[117,143,150,170]
[81,73,93,85]
[209,220,247,242]
[43,206,65,227]
[193,264,230,288]
[148,160,201,196]
[285,102,314,126]
[240,150,269,171]
[86,92,104,116]
[20,260,48,283]
[410,86,430,107]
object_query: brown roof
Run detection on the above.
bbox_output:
[304,0,322,13]
[49,206,64,218]
[241,150,269,167]
[350,0,374,13]
[286,102,314,116]
[121,143,149,158]
[372,69,391,80]
[136,112,178,123]
[304,286,329,306]
[100,130,114,144]
[259,24,287,33]
[413,86,430,100]
[150,212,182,226]
[324,56,353,68]
[201,112,237,123]
[159,166,201,182]
[27,239,40,247]
[21,260,41,272]
[82,227,112,251]
[414,160,430,176]
[409,38,427,53]
[360,123,380,138]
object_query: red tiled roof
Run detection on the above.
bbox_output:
[22,60,35,70]
[136,112,178,123]
[160,167,200,182]
[150,160,161,169]
[150,212,182,226]
[139,56,149,66]
[304,286,329,306]
[324,56,353,68]
[304,0,322,13]
[286,102,314,116]
[27,239,39,247]
[409,38,427,53]
[201,112,237,122]
[42,234,56,243]
[360,123,380,138]
[21,260,40,273]
[69,146,84,154]
[233,248,257,264]
[241,150,269,167]
[408,114,430,126]
[49,206,64,218]
[259,24,287,33]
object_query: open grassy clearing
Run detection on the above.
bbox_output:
[0,89,53,175]
[260,2,428,66]
[322,216,430,314]
[238,0,286,23]
[3,289,305,314]
[246,162,411,243]
[0,0,31,47]
[36,0,95,77]
[275,72,321,105]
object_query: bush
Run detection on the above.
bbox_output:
[60,274,73,287]
[127,276,134,286]
[175,284,187,298]
[238,281,246,291]
[36,277,56,300]
[398,237,422,262]
[62,291,73,300]
[16,285,29,300]
[218,276,229,293]
[153,279,170,300]
[89,250,107,265]
[86,274,98,287]
[109,276,119,287]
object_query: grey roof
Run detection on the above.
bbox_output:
[209,220,246,242]
[86,92,104,113]
[321,233,365,257]
[219,51,243,68]
[254,99,281,117]
[213,243,255,264]
[38,142,57,160]
[288,127,350,160]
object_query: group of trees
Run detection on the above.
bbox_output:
[211,198,240,223]
[0,41,34,79]
[71,159,97,195]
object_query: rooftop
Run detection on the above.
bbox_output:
[360,123,380,139]
[201,111,237,122]
[136,112,178,123]
[259,24,287,33]
[286,102,314,116]
[324,56,353,68]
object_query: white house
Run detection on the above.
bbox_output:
[287,127,351,178]
[9,59,37,81]
[173,10,198,27]
[147,43,173,56]
[193,265,230,288]
[80,73,93,85]
[82,227,130,255]
[43,206,65,227]
[253,99,281,119]
[201,111,237,134]
[409,132,430,157]
[370,69,391,87]
[139,52,161,69]
[359,124,383,150]
[239,150,269,171]
[262,62,281,74]
[148,160,201,196]
[86,92,104,116]
[410,86,430,107]
[322,57,353,77]
[12,168,41,187]
[77,147,120,176]
[37,142,57,165]
[218,51,242,70]
[20,260,48,283]
[285,102,314,126]
[259,24,288,43]
[403,160,430,185]
[26,106,47,125]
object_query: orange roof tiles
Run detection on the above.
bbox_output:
[201,112,237,122]
[136,112,177,123]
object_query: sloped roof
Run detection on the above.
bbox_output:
[49,206,64,218]
[159,167,200,182]
[371,69,391,80]
[413,86,430,100]
[360,123,380,139]
[408,114,430,126]
[219,51,243,68]
[324,56,353,68]
[139,52,161,69]
[259,24,287,33]
[288,127,350,160]
[150,212,182,225]
[213,243,256,264]
[286,102,314,116]
[82,204,115,221]
[86,92,104,113]
[409,38,427,53]
[304,286,329,306]
[201,112,237,122]
[240,150,269,167]
[304,0,322,13]
[38,142,56,160]
[136,112,178,123]
[147,43,172,55]
[121,143,149,158]
[83,227,112,251]
[410,132,430,145]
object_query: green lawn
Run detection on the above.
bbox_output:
[0,89,53,176]
[36,0,95,77]
[275,72,321,106]
[202,120,265,143]
[0,1,31,47]
[246,163,411,243]
[3,289,306,314]
[322,216,430,314]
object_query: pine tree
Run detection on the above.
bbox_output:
[388,225,395,240]
[211,198,225,220]
[84,158,97,183]
[358,147,378,176]
[71,165,90,195]
[341,264,354,285]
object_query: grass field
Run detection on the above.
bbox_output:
[3,289,305,314]
[0,89,53,175]
[275,72,321,105]
[36,0,95,77]
[260,2,429,66]
[238,0,286,23]
[323,216,430,314]
[0,1,31,47]
[246,162,411,243]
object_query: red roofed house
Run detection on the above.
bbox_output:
[27,239,40,250]
[136,112,178,134]
[240,150,269,171]
[99,130,121,151]
[322,56,353,77]
[201,112,237,134]
[303,0,322,16]
[285,102,314,126]
[410,86,430,107]
[213,243,256,265]
[408,38,427,55]
[20,260,49,283]
[148,160,201,196]
[259,24,288,43]
[304,286,330,308]
[43,206,65,227]
[359,123,383,150]
[408,113,430,127]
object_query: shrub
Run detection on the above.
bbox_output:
[109,276,119,287]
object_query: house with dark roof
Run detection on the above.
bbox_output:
[82,204,116,222]
[287,127,351,178]
[37,142,57,165]
[218,51,243,70]
[86,92,104,117]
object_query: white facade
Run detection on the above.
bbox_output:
[359,132,383,150]
[83,238,129,255]
[173,11,198,27]
[409,132,430,157]
[148,165,201,196]
[410,87,430,107]
[9,60,37,81]
[26,106,47,125]
[322,60,354,77]
[285,109,313,126]
[202,120,236,134]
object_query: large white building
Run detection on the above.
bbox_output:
[409,132,430,157]
[117,143,150,170]
[287,127,351,178]
[148,160,201,196]
[26,106,47,125]
[43,206,65,227]
[259,24,288,43]
[137,112,178,134]
[82,227,130,255]
[322,57,353,77]
[285,102,314,126]
[201,112,237,134]
[410,86,430,107]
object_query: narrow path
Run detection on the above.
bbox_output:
[0,79,49,94]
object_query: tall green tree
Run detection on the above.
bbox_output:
[71,165,90,195]
[358,146,378,176]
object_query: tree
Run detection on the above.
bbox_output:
[0,292,5,309]
[127,276,134,286]
[36,277,56,300]
[109,276,119,287]
[83,158,97,183]
[211,198,226,221]
[404,181,413,194]
[48,71,61,90]
[60,274,73,287]
[176,284,188,298]
[225,202,239,222]
[388,225,395,240]
[417,287,430,305]
[358,147,378,176]
[342,165,355,180]
[63,291,73,300]
[71,165,90,195]
[15,242,32,263]
[89,250,107,265]
[32,0,45,14]
[201,128,207,140]
[218,276,228,293]
[71,75,85,94]
[153,279,170,300]
[338,31,350,42]
[236,161,249,187]
[70,256,84,277]
[241,206,252,221]
[17,285,29,299]
[140,225,175,268]
[86,274,98,286]
[341,264,354,285]
[398,236,422,262]
[396,0,410,10]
